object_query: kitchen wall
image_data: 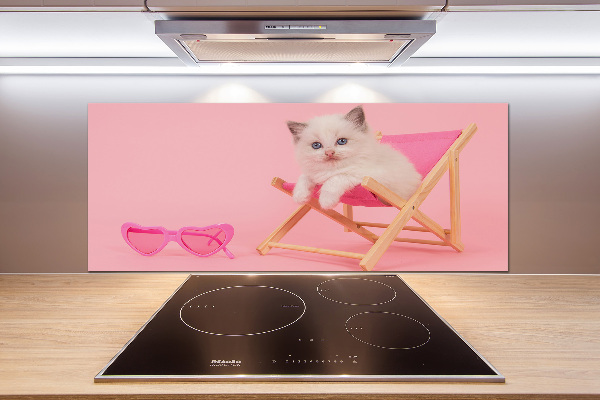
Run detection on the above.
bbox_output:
[1,72,599,274]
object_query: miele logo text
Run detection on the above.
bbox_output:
[210,359,242,367]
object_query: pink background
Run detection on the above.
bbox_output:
[88,103,508,272]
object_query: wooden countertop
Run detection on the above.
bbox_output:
[0,273,598,400]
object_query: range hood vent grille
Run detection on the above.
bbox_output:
[182,39,411,63]
[156,20,435,67]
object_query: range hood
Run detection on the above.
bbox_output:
[155,20,435,67]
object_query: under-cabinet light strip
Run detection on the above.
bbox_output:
[1,59,599,75]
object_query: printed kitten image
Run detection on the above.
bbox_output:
[287,105,422,210]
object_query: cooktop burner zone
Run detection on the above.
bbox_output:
[95,274,504,382]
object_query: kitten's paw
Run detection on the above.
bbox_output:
[293,186,312,204]
[318,192,341,210]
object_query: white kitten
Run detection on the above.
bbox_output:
[287,106,422,210]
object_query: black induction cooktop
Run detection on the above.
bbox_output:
[95,274,504,382]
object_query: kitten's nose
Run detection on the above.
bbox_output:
[325,150,336,157]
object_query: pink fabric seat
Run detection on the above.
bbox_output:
[283,129,463,207]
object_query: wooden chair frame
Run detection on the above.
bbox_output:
[257,123,478,271]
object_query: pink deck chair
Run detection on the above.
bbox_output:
[257,123,478,271]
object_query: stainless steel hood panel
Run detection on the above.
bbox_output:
[155,19,436,67]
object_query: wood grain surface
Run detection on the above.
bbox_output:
[0,273,598,399]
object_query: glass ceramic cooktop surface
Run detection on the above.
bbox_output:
[95,274,503,382]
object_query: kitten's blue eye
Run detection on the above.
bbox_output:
[312,142,322,149]
[337,138,348,145]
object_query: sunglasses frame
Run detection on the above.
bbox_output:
[121,222,235,259]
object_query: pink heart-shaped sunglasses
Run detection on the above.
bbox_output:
[121,222,235,259]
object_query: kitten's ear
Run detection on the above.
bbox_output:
[344,105,367,132]
[287,121,307,142]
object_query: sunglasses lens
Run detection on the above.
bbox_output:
[126,227,164,254]
[181,227,226,256]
